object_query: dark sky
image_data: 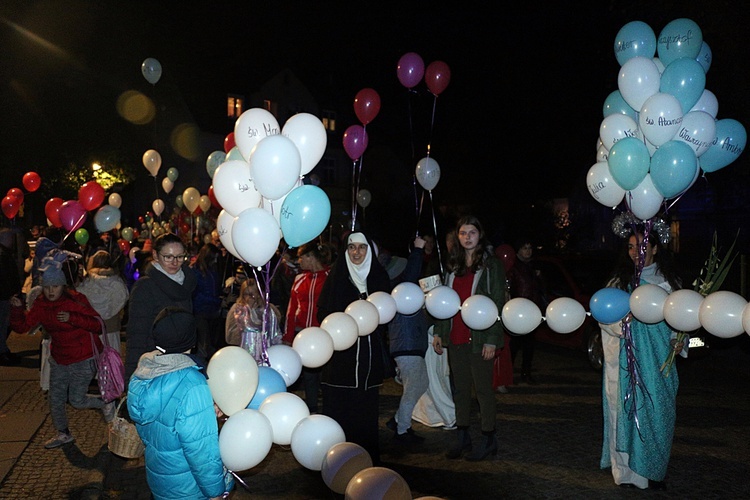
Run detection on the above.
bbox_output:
[1,1,748,242]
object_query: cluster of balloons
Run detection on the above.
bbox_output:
[587,18,746,220]
[211,108,331,263]
[1,171,41,219]
[343,88,381,162]
[396,52,452,96]
[44,180,121,234]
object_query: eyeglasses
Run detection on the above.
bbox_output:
[159,253,187,263]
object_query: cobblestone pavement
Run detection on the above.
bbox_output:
[2,331,749,499]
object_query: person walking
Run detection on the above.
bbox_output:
[190,243,224,360]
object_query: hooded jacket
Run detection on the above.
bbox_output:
[76,266,129,332]
[127,352,228,500]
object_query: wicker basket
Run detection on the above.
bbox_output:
[108,397,145,459]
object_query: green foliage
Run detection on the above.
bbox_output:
[692,230,740,297]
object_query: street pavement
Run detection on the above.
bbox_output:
[1,329,749,499]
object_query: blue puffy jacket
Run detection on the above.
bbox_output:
[128,352,230,500]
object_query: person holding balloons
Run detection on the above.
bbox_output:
[316,232,391,465]
[225,277,283,364]
[432,215,505,461]
[599,225,683,490]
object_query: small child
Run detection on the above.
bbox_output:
[128,307,232,499]
[10,254,115,449]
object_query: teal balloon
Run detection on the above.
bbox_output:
[602,90,637,121]
[607,137,650,190]
[650,140,697,198]
[700,119,747,173]
[695,41,712,73]
[590,287,631,324]
[166,167,179,182]
[93,205,121,233]
[175,194,183,208]
[660,58,705,115]
[657,18,703,66]
[280,185,331,248]
[614,21,656,66]
[206,150,226,179]
[247,366,286,410]
[226,146,244,162]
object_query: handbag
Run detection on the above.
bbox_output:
[89,317,125,403]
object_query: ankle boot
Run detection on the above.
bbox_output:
[446,426,472,459]
[465,430,497,461]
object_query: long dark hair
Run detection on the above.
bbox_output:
[611,231,681,292]
[447,215,493,276]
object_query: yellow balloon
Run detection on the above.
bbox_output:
[182,187,200,213]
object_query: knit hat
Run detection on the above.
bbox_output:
[152,307,197,354]
[39,254,69,286]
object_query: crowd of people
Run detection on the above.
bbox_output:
[0,211,688,495]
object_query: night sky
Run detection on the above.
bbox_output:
[1,1,748,250]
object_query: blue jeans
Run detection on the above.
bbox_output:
[394,355,429,433]
[48,357,104,431]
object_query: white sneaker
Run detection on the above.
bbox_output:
[103,401,117,423]
[44,431,75,449]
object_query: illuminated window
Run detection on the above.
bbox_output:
[227,94,244,118]
[322,109,336,132]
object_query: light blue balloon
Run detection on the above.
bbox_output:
[660,57,706,115]
[695,41,712,73]
[700,118,747,173]
[657,18,703,66]
[590,287,631,324]
[226,146,244,162]
[650,140,698,198]
[206,150,226,179]
[608,137,650,190]
[93,205,121,233]
[614,21,656,66]
[280,185,331,248]
[247,366,286,410]
[603,90,637,121]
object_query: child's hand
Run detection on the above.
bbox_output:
[56,311,70,323]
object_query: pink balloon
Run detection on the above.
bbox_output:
[353,88,381,126]
[397,52,425,89]
[59,200,88,232]
[425,60,451,96]
[342,125,369,161]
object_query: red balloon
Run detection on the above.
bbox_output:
[342,125,369,161]
[208,185,221,208]
[22,171,41,192]
[495,244,516,272]
[224,132,236,153]
[397,52,425,89]
[2,196,20,219]
[7,187,24,204]
[117,238,131,254]
[353,88,381,125]
[78,181,105,211]
[45,197,64,227]
[425,61,451,96]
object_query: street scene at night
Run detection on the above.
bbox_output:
[1,1,750,499]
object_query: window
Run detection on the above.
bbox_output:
[322,109,336,132]
[227,94,244,118]
[263,99,278,117]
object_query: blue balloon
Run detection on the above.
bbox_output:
[590,287,631,324]
[695,41,712,73]
[657,18,703,66]
[206,150,226,179]
[608,137,650,190]
[660,58,706,115]
[614,21,657,66]
[700,119,747,173]
[93,205,121,233]
[650,140,698,198]
[602,90,637,121]
[247,366,287,410]
[280,185,331,248]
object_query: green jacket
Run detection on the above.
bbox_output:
[434,255,506,352]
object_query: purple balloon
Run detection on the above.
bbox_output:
[397,52,425,89]
[59,200,87,232]
[342,125,369,160]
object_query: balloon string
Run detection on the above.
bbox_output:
[407,89,419,223]
[427,95,438,156]
[61,212,88,244]
[350,159,358,231]
[228,470,251,492]
[429,190,445,277]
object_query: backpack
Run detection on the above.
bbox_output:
[89,318,125,403]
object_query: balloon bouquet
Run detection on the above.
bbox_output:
[2,171,41,221]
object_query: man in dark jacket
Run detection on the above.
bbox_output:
[0,228,22,365]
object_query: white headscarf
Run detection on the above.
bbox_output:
[345,232,372,294]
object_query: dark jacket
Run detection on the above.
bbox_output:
[0,244,22,300]
[388,247,428,358]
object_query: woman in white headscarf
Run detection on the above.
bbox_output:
[316,232,391,465]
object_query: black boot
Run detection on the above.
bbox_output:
[446,426,472,459]
[465,430,497,461]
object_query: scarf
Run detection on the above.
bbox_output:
[345,232,371,295]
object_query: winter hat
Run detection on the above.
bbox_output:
[152,307,197,354]
[39,254,69,286]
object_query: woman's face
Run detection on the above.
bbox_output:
[43,285,64,302]
[628,235,656,267]
[517,243,533,261]
[298,252,317,271]
[347,242,368,265]
[458,224,479,253]
[153,242,186,275]
[242,283,262,307]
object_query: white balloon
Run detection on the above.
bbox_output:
[689,89,719,118]
[626,174,664,221]
[231,207,281,267]
[266,344,302,386]
[263,177,302,228]
[425,285,461,320]
[219,409,273,471]
[676,111,716,157]
[618,56,661,111]
[501,297,542,335]
[390,282,425,316]
[199,194,211,213]
[292,327,335,368]
[142,149,162,177]
[638,92,683,146]
[234,108,280,161]
[663,289,704,332]
[282,112,327,176]
[742,302,750,336]
[699,291,747,339]
[345,299,380,336]
[415,157,441,191]
[599,114,639,150]
[207,346,259,416]
[248,135,302,201]
[629,283,669,324]
[545,297,586,334]
[596,143,609,163]
[212,160,262,217]
[367,291,398,324]
[462,294,500,331]
[141,57,162,85]
[161,177,174,194]
[321,442,373,495]
[587,161,626,208]
[151,199,164,216]
[108,193,122,208]
[216,209,241,260]
[320,312,359,351]
[290,414,346,471]
[259,391,310,446]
